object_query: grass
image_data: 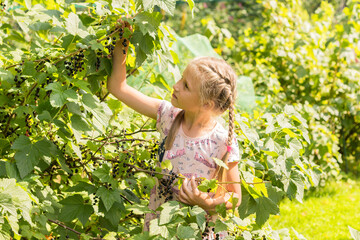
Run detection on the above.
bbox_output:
[267,178,360,240]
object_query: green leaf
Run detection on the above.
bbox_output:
[59,194,94,226]
[45,83,78,107]
[289,171,304,202]
[296,66,307,79]
[238,120,259,143]
[127,203,153,215]
[189,206,206,231]
[349,226,360,240]
[276,114,292,129]
[29,22,52,31]
[282,128,298,138]
[197,179,218,193]
[266,184,284,205]
[185,0,195,15]
[22,61,36,76]
[159,201,179,225]
[135,12,162,37]
[0,178,34,225]
[12,136,40,178]
[214,219,228,233]
[215,203,227,218]
[244,160,265,170]
[65,12,89,38]
[161,159,172,171]
[82,93,111,130]
[212,157,228,170]
[238,190,257,219]
[0,193,17,216]
[255,196,279,226]
[96,186,120,212]
[65,182,97,194]
[0,70,14,84]
[177,225,195,239]
[122,189,141,204]
[62,34,76,51]
[142,0,176,15]
[291,227,307,240]
[71,115,91,131]
[262,150,279,157]
[100,201,125,227]
[93,164,114,184]
[149,218,169,238]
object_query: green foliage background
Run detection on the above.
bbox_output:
[0,0,359,239]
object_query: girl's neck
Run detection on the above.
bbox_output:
[182,111,217,138]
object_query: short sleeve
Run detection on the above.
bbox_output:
[156,100,181,138]
[227,138,240,163]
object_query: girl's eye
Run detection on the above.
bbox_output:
[184,83,188,89]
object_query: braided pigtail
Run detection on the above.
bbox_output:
[214,94,235,197]
[165,110,185,150]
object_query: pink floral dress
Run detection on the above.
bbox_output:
[144,101,240,239]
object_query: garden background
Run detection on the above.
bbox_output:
[0,0,359,239]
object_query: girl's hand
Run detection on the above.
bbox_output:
[178,177,215,211]
[114,19,132,58]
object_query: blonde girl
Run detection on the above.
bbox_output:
[108,24,241,239]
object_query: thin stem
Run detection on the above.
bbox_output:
[48,219,83,235]
[52,104,67,120]
[53,33,64,44]
[21,83,38,105]
[120,194,133,205]
[3,113,15,136]
[94,129,113,156]
[124,129,157,136]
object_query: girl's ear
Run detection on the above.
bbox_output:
[203,100,216,111]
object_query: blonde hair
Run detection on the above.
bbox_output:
[165,57,237,195]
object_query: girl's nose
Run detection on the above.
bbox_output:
[173,82,179,91]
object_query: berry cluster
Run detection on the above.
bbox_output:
[157,171,178,202]
[0,2,5,10]
[121,38,128,55]
[95,51,101,71]
[64,50,85,76]
[91,193,99,206]
[34,87,40,101]
[24,113,32,135]
[119,26,129,55]
[105,36,116,57]
[14,68,26,88]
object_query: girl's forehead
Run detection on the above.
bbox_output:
[183,66,201,87]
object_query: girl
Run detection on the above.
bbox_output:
[108,24,241,239]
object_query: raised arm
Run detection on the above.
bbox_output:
[107,23,161,120]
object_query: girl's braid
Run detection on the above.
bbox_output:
[227,93,235,153]
[207,65,236,151]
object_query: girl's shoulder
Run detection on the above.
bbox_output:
[211,121,229,139]
[157,100,181,121]
[210,121,239,148]
[156,100,181,137]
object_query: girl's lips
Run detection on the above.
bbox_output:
[172,93,177,99]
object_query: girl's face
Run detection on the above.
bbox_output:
[171,66,202,112]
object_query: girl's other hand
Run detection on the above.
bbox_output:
[178,177,215,211]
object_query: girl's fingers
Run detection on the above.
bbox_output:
[181,178,192,199]
[190,177,199,196]
[178,191,188,204]
[179,182,190,203]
